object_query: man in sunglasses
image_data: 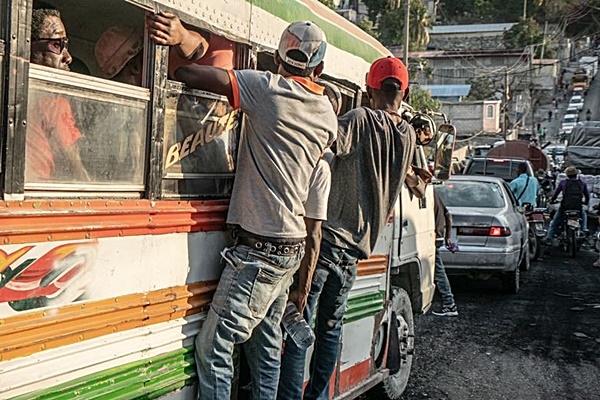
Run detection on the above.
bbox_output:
[26,1,89,182]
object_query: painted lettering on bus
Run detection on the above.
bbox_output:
[165,110,239,169]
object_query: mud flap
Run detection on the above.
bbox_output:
[387,310,401,375]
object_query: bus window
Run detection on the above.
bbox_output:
[161,82,238,198]
[25,65,149,192]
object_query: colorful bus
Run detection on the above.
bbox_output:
[0,0,454,398]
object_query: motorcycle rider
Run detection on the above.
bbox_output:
[509,162,539,207]
[586,108,592,121]
[544,166,590,244]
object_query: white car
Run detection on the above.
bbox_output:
[570,95,584,111]
[561,114,578,134]
[572,86,585,96]
[564,107,579,120]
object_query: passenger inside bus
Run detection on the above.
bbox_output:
[26,1,90,182]
[95,26,144,86]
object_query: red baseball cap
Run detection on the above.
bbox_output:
[366,56,409,91]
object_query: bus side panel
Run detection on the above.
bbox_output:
[0,231,229,399]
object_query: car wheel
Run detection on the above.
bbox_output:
[502,267,520,294]
[371,287,414,399]
[521,242,531,271]
[526,229,538,265]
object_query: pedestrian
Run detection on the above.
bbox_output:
[432,190,458,316]
[552,97,557,109]
[161,21,338,399]
[509,162,539,207]
[548,109,553,121]
[540,126,546,141]
[277,56,430,400]
[586,108,592,121]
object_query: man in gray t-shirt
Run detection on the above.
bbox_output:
[171,21,337,400]
[278,56,419,400]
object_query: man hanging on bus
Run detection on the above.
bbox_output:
[278,56,428,400]
[150,20,337,399]
[26,1,89,182]
[145,11,235,76]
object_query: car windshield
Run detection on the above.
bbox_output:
[436,181,505,208]
[563,115,577,123]
[465,159,525,180]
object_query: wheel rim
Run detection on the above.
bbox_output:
[396,312,413,364]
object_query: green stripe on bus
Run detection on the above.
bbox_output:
[249,0,387,63]
[11,348,197,400]
[343,290,385,324]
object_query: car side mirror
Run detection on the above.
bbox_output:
[433,123,456,181]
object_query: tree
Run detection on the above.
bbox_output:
[466,77,496,100]
[357,17,379,38]
[365,0,431,49]
[317,0,336,9]
[502,18,543,52]
[409,86,441,112]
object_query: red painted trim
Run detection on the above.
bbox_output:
[337,359,372,394]
[0,200,229,245]
[227,70,240,108]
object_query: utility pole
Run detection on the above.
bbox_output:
[523,0,527,19]
[504,68,510,139]
[403,0,410,66]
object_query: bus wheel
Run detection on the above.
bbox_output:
[379,287,415,399]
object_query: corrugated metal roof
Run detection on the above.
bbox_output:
[429,23,517,35]
[421,84,471,97]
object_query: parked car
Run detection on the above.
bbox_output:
[435,176,529,293]
[569,95,584,111]
[462,157,535,182]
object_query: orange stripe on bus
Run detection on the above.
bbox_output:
[0,200,228,245]
[0,281,216,362]
[337,359,372,393]
[357,255,387,276]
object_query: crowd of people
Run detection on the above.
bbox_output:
[29,1,458,398]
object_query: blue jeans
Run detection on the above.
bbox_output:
[546,207,587,239]
[435,247,455,308]
[195,244,302,400]
[277,239,359,400]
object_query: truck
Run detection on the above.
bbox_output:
[579,56,599,80]
[571,70,590,92]
[565,121,600,175]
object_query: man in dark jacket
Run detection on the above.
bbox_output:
[545,166,590,242]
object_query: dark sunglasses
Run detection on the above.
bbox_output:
[33,37,69,55]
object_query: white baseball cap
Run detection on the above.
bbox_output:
[277,21,327,70]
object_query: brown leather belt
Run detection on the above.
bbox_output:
[237,236,304,257]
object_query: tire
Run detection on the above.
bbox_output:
[527,227,539,264]
[372,287,414,399]
[569,228,577,258]
[520,241,531,271]
[502,267,520,294]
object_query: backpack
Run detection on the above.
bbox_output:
[561,179,583,211]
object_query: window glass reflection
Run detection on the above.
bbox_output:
[25,78,147,188]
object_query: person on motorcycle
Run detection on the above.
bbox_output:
[586,108,592,121]
[509,162,539,207]
[544,166,590,244]
[536,168,553,206]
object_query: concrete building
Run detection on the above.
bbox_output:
[441,100,502,136]
[428,23,517,51]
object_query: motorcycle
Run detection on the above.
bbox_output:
[548,208,584,258]
[524,203,546,261]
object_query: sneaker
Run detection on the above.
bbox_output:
[432,305,458,316]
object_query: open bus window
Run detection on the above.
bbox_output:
[38,0,146,86]
[24,65,148,192]
[161,81,239,198]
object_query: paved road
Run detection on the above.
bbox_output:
[366,249,600,400]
